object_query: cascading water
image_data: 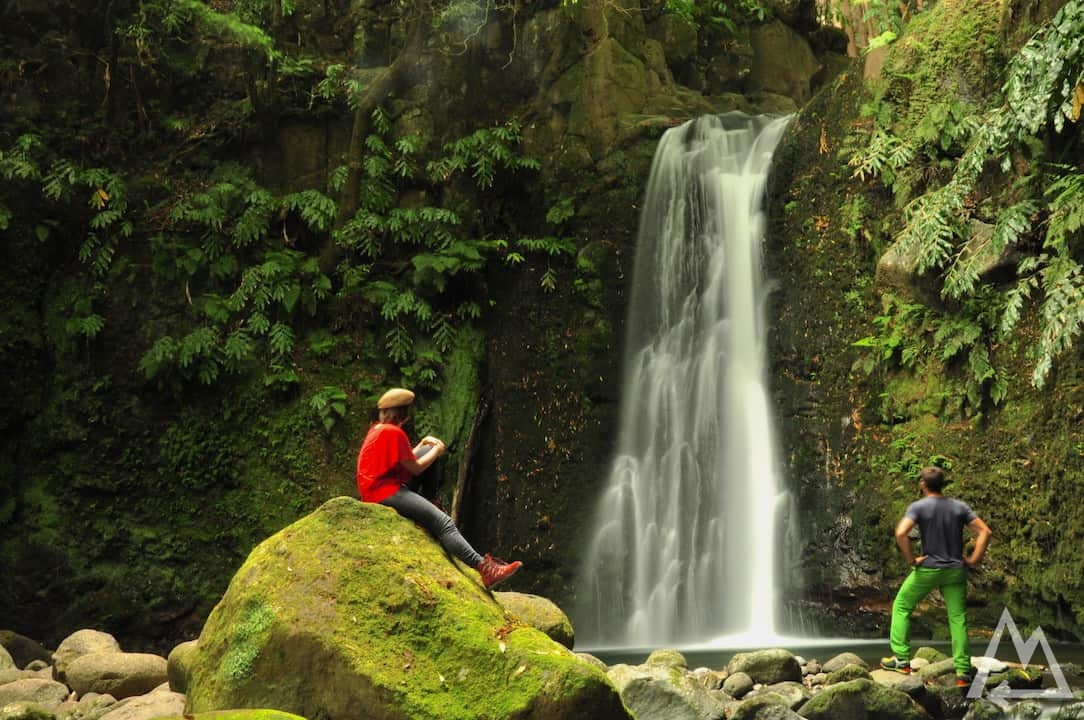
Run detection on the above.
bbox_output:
[576,113,794,649]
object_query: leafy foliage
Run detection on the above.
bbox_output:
[663,0,769,33]
[848,0,1084,395]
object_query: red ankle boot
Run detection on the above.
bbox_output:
[478,554,522,589]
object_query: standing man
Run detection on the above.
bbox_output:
[880,466,993,687]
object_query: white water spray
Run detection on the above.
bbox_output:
[576,113,794,649]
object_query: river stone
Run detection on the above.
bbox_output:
[96,688,186,720]
[962,698,1008,719]
[798,678,926,720]
[166,640,198,693]
[914,646,949,663]
[0,631,52,670]
[52,629,121,684]
[731,694,805,720]
[53,692,119,720]
[0,643,14,671]
[66,651,168,699]
[0,701,56,720]
[493,591,575,649]
[185,497,629,720]
[727,648,802,684]
[0,669,39,685]
[160,712,309,720]
[644,649,688,670]
[917,657,957,680]
[724,670,755,698]
[607,662,729,720]
[825,663,872,684]
[820,651,869,673]
[746,681,808,710]
[0,678,71,709]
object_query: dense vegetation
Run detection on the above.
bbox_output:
[1,0,1081,651]
[769,0,1083,640]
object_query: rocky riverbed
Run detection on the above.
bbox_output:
[3,626,1083,720]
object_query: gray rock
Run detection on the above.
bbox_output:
[917,657,957,680]
[644,649,687,669]
[65,652,168,700]
[962,698,1006,719]
[0,700,57,720]
[727,648,802,684]
[688,667,727,692]
[798,678,926,720]
[96,689,186,720]
[0,669,39,685]
[0,678,71,709]
[0,631,52,670]
[493,591,575,649]
[724,671,755,698]
[731,694,805,720]
[746,681,808,710]
[52,692,119,720]
[745,21,820,105]
[914,646,949,663]
[52,630,121,684]
[821,651,870,673]
[607,661,729,720]
[0,644,14,671]
[825,663,872,684]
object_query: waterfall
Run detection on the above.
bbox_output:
[576,113,794,649]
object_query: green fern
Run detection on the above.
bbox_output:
[943,199,1037,300]
[1032,255,1084,388]
[895,180,967,275]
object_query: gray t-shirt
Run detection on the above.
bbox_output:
[905,496,978,569]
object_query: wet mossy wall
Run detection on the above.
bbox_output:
[767,0,1084,640]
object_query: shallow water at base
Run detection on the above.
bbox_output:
[588,639,1084,674]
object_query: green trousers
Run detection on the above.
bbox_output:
[889,567,971,676]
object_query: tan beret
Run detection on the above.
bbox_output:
[377,388,415,409]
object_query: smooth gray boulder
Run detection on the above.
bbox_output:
[52,629,121,684]
[0,678,71,709]
[65,651,168,699]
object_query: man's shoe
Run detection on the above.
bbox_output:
[956,673,974,689]
[880,656,912,674]
[478,554,522,589]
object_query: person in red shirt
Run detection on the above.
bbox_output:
[357,387,522,589]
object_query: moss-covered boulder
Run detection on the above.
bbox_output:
[163,712,307,720]
[726,648,802,684]
[797,678,926,720]
[493,592,575,649]
[185,497,630,720]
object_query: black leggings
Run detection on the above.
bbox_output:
[380,486,483,567]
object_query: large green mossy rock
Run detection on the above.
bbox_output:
[184,497,630,720]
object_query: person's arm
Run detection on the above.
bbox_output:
[895,516,926,568]
[399,436,445,476]
[964,516,992,567]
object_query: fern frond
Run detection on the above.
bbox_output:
[896,181,967,275]
[944,199,1036,299]
[1033,254,1084,388]
[1045,170,1084,253]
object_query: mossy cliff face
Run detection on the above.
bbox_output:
[768,0,1084,639]
[185,497,631,720]
[0,0,845,650]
